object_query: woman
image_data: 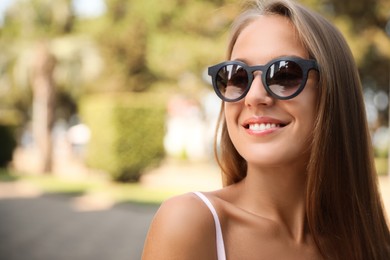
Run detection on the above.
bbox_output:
[142,0,390,259]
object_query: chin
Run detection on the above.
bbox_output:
[242,150,306,170]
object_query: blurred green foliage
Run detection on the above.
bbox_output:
[375,147,388,159]
[375,157,388,176]
[80,93,166,182]
[0,124,17,168]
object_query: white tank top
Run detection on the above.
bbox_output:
[193,192,226,260]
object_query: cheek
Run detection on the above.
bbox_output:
[224,103,240,126]
[294,83,318,124]
[290,94,318,144]
[224,103,242,146]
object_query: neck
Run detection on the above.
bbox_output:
[236,163,308,243]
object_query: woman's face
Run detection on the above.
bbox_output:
[225,15,318,170]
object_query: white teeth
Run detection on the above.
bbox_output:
[249,123,277,131]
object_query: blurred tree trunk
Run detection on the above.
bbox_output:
[31,42,56,173]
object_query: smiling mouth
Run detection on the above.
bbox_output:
[244,123,287,131]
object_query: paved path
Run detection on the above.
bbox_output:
[0,193,158,260]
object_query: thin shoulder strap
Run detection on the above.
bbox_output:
[193,192,226,260]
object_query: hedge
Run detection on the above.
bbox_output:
[80,93,166,182]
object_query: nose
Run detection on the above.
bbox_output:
[244,74,274,107]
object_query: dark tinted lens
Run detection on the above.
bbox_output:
[266,60,303,97]
[216,64,248,100]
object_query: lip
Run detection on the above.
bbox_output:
[242,116,289,136]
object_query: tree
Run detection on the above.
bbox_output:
[30,42,56,172]
[301,0,390,128]
[1,0,74,173]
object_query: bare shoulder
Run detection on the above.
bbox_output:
[142,193,217,260]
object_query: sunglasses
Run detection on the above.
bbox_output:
[208,56,319,102]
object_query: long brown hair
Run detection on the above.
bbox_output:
[214,0,390,258]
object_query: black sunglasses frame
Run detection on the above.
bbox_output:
[208,56,319,102]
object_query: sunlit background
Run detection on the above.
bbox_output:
[0,0,389,259]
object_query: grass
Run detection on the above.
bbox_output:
[20,174,100,195]
[375,157,388,176]
[0,170,181,204]
[104,183,182,204]
[0,169,18,182]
